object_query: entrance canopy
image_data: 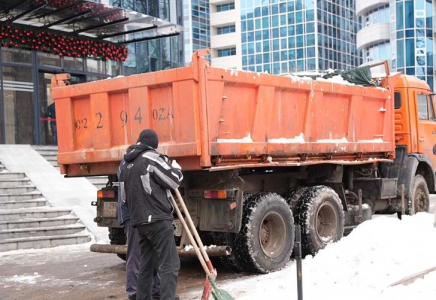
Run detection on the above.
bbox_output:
[0,0,183,44]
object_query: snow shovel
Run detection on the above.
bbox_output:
[171,189,235,300]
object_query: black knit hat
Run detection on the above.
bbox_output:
[137,129,158,149]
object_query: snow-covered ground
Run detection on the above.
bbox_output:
[1,213,435,300]
[189,213,436,300]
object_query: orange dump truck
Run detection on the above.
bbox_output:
[52,49,434,273]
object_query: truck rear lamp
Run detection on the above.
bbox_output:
[97,190,115,198]
[204,190,227,199]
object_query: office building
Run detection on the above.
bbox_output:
[356,0,434,90]
[182,0,211,65]
[209,0,363,74]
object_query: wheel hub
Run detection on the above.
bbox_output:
[259,211,286,259]
[316,202,338,243]
[414,188,428,212]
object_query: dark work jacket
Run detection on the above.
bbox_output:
[119,144,183,227]
[117,158,130,226]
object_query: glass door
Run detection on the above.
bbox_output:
[2,66,34,144]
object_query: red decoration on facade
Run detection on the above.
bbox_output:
[0,24,128,61]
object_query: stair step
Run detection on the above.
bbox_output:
[0,178,32,188]
[32,145,58,150]
[0,208,72,221]
[0,199,47,209]
[0,224,87,239]
[0,172,25,180]
[0,185,36,195]
[0,216,79,230]
[0,233,91,251]
[86,176,108,189]
[0,192,44,201]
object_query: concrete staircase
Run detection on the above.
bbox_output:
[0,167,91,252]
[32,145,108,190]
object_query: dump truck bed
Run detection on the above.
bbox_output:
[52,50,397,177]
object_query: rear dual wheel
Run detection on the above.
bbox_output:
[294,186,344,256]
[233,193,295,273]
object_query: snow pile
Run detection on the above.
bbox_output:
[209,213,436,300]
[217,133,253,143]
[316,74,356,85]
[268,133,305,144]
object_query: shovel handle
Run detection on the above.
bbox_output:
[174,189,213,270]
[171,195,211,276]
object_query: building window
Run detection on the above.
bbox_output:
[217,3,235,12]
[363,5,389,27]
[217,25,236,35]
[218,48,236,57]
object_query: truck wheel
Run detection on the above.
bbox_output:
[295,186,344,256]
[234,193,295,273]
[284,186,309,214]
[408,175,430,214]
[109,227,127,261]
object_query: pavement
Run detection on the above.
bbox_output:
[0,243,246,300]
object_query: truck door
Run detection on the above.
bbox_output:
[415,93,436,166]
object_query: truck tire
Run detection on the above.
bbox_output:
[109,227,127,261]
[408,175,430,214]
[234,193,295,273]
[284,186,309,214]
[295,186,344,256]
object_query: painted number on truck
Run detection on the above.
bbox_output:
[120,110,128,127]
[152,108,174,121]
[74,118,88,130]
[135,107,143,123]
[95,112,103,129]
[118,108,143,127]
[74,113,103,130]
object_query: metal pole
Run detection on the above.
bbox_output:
[295,224,303,300]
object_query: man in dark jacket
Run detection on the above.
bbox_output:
[120,129,183,300]
[117,151,162,300]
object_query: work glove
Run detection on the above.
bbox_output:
[172,159,182,170]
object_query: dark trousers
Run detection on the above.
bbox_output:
[124,220,161,298]
[50,122,57,145]
[136,220,180,300]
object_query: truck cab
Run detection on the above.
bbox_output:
[393,75,435,213]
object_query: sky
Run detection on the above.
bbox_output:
[185,212,436,300]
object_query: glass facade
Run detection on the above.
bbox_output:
[110,0,183,73]
[390,0,434,90]
[183,0,210,65]
[365,42,391,63]
[362,5,390,27]
[217,25,236,35]
[218,48,237,57]
[359,3,390,63]
[240,0,362,74]
[217,3,235,12]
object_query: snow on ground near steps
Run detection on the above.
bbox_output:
[189,213,436,300]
